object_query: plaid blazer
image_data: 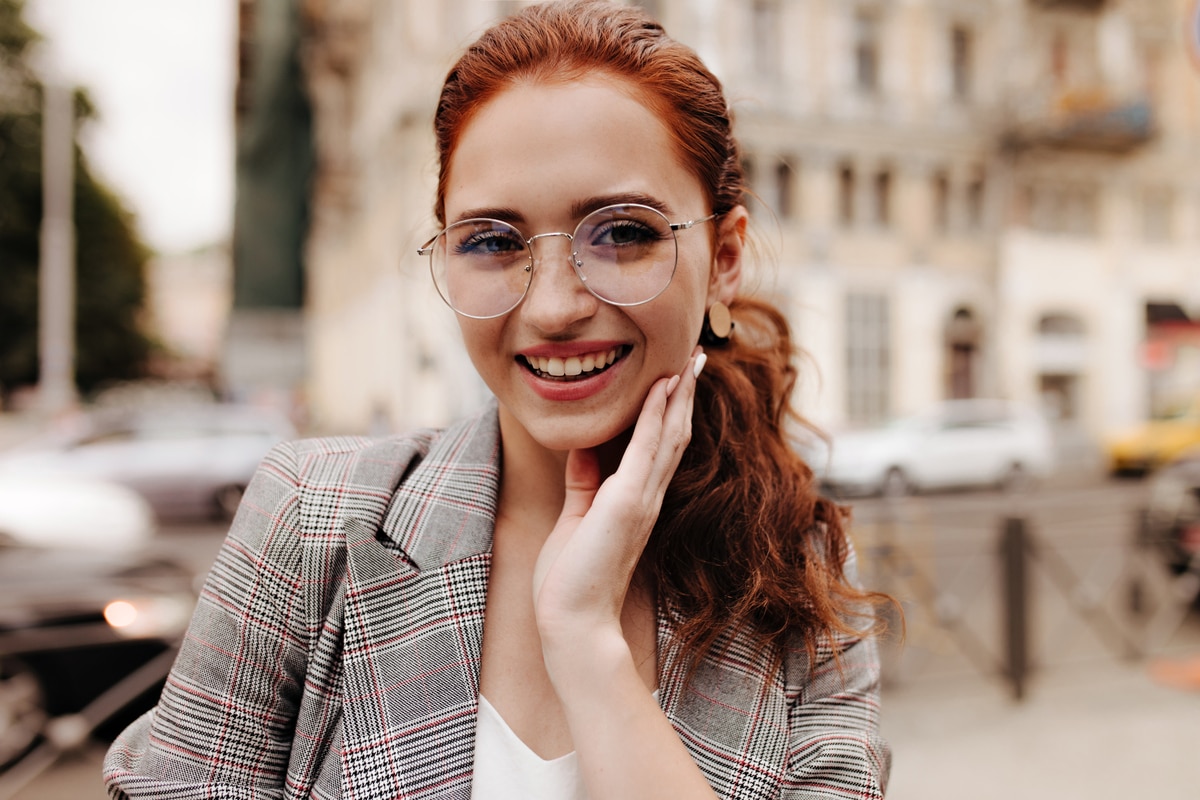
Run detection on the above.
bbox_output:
[103,404,889,800]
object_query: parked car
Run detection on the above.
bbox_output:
[1144,448,1200,577]
[813,399,1056,498]
[0,404,295,521]
[0,474,155,549]
[1105,402,1200,477]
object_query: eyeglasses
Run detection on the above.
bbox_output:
[418,203,716,319]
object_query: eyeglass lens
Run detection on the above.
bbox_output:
[429,204,679,318]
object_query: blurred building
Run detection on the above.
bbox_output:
[225,0,312,416]
[144,244,233,384]
[288,0,1200,440]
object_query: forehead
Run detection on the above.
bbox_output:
[443,76,702,219]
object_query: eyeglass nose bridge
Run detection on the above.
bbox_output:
[525,230,583,270]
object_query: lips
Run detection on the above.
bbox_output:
[520,345,629,381]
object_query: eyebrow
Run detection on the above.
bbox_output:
[451,192,674,227]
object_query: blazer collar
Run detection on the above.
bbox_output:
[374,401,502,571]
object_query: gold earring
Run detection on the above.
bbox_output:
[699,301,734,346]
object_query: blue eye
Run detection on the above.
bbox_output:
[588,219,663,248]
[454,229,526,256]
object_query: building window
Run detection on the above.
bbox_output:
[751,0,782,77]
[945,307,981,400]
[774,157,796,221]
[846,292,891,423]
[950,25,973,101]
[1036,313,1086,421]
[838,163,856,226]
[1025,182,1099,237]
[966,170,986,230]
[853,11,881,95]
[1050,31,1069,88]
[872,168,892,227]
[1142,186,1174,243]
[1062,184,1099,237]
[932,171,951,232]
[1038,313,1085,336]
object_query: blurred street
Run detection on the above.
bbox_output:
[6,469,1199,800]
[3,0,1199,797]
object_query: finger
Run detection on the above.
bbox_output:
[560,447,601,520]
[653,348,704,463]
[614,375,672,483]
[609,346,706,498]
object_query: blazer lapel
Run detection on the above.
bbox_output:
[337,407,501,799]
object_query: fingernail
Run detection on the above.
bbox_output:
[692,353,708,379]
[666,374,680,396]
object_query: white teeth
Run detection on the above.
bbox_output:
[524,347,623,378]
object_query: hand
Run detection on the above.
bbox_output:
[532,348,706,644]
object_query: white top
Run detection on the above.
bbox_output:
[470,694,588,800]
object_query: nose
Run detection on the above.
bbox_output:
[519,232,599,332]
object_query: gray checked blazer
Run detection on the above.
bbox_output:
[103,403,890,799]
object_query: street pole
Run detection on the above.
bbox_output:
[38,81,78,414]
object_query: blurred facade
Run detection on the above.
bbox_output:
[226,0,311,414]
[143,244,233,384]
[282,0,1200,438]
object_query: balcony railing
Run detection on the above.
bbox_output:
[1029,0,1106,10]
[1001,89,1154,153]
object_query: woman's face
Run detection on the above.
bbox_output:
[442,76,740,453]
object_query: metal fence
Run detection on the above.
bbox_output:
[852,494,1200,700]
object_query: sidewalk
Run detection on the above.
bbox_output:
[881,659,1199,800]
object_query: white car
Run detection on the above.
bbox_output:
[0,474,155,549]
[0,405,294,521]
[812,399,1056,497]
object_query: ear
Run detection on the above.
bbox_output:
[707,204,747,306]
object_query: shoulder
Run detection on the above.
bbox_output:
[257,404,500,523]
[259,423,463,500]
[277,428,439,476]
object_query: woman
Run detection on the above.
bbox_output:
[104,2,892,798]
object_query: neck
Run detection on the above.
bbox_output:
[497,406,568,529]
[495,405,632,541]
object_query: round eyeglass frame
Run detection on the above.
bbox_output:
[417,203,717,320]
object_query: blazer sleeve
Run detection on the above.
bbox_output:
[781,549,892,800]
[103,440,312,800]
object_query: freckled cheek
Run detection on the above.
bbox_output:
[458,322,509,381]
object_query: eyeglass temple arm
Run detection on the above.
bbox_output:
[669,212,718,231]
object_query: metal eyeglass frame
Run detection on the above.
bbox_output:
[417,202,717,319]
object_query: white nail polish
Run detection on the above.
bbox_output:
[692,353,707,379]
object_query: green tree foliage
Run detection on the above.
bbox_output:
[0,0,153,401]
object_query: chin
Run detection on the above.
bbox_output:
[508,406,637,454]
[532,424,628,453]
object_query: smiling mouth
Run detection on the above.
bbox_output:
[520,345,629,381]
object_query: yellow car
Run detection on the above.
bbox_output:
[1106,408,1200,476]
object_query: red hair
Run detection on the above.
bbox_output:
[434,0,892,669]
